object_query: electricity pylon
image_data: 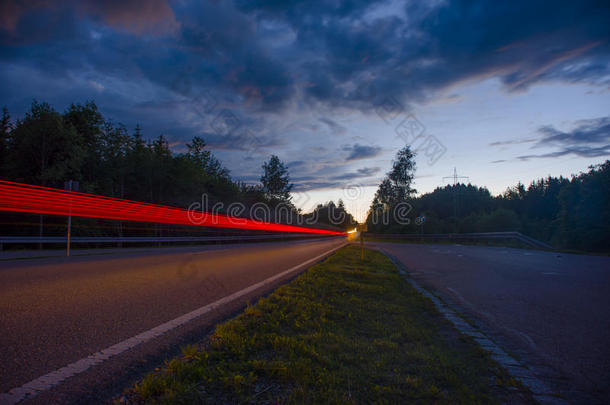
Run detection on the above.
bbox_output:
[442,168,469,233]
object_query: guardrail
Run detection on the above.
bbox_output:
[0,233,341,250]
[365,232,553,250]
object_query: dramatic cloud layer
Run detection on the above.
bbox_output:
[537,117,610,146]
[1,0,609,197]
[517,116,610,161]
[343,144,383,161]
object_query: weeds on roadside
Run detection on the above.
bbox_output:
[128,246,532,404]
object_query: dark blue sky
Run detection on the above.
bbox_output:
[1,0,609,219]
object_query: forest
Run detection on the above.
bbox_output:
[0,101,356,237]
[367,148,609,253]
[1,100,607,252]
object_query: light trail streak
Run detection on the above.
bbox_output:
[0,180,345,235]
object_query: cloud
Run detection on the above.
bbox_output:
[287,160,306,169]
[237,0,610,111]
[79,0,179,35]
[517,145,610,161]
[514,116,610,160]
[0,0,178,40]
[292,179,379,192]
[292,181,345,191]
[1,0,609,192]
[3,0,609,114]
[342,143,382,160]
[535,116,610,146]
[489,138,537,147]
[356,166,380,176]
[331,166,380,180]
[203,128,283,152]
[0,1,52,33]
[318,117,346,136]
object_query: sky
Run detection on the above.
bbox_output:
[1,0,609,221]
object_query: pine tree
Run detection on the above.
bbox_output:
[0,106,11,170]
[260,155,293,203]
[8,100,84,186]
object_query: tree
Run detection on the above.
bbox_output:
[366,147,417,231]
[187,136,211,168]
[0,106,11,170]
[475,208,521,232]
[187,136,230,178]
[0,99,367,239]
[7,100,84,186]
[260,155,293,203]
[5,101,85,240]
[123,124,150,202]
[100,121,132,197]
[150,134,173,203]
[557,162,610,251]
[374,178,396,207]
[388,146,417,202]
[63,101,104,192]
[304,200,357,230]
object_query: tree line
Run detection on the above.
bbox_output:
[367,147,609,252]
[0,100,354,237]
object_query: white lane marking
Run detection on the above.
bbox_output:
[0,242,346,405]
[505,326,537,349]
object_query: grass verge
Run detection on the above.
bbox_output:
[123,245,532,404]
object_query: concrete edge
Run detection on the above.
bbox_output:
[375,247,568,405]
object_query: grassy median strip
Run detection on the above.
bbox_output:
[125,245,531,404]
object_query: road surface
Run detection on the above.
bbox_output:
[373,242,610,403]
[0,237,346,403]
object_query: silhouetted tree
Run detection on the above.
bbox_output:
[305,200,357,230]
[388,146,417,202]
[367,147,417,232]
[260,155,293,203]
[366,148,609,252]
[0,106,11,170]
[63,101,104,192]
[7,100,84,186]
[1,101,356,239]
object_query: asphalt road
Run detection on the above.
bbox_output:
[0,237,345,402]
[373,242,610,403]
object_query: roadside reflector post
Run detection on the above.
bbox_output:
[360,231,364,260]
[357,223,367,261]
[64,180,79,257]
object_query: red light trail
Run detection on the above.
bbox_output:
[0,180,345,235]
